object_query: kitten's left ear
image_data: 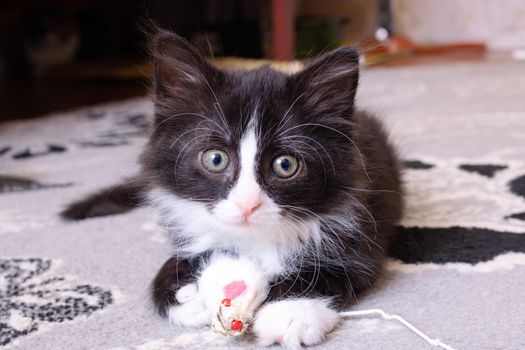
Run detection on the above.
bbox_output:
[151,30,222,102]
[291,47,360,118]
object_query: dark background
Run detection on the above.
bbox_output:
[0,0,276,120]
[7,1,474,122]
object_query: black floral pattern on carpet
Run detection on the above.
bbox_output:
[509,175,525,199]
[0,175,73,194]
[458,164,508,178]
[403,160,434,169]
[0,258,113,346]
[389,226,525,264]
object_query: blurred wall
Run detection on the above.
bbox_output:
[392,0,525,50]
[297,0,379,43]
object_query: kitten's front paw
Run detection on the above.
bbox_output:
[253,299,340,349]
[166,283,211,327]
[175,283,199,303]
[167,297,211,328]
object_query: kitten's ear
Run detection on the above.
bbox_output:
[291,47,360,117]
[152,30,220,101]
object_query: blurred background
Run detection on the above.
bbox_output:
[1,0,525,121]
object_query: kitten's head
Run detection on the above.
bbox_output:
[142,30,360,256]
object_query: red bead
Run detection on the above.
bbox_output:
[221,298,231,307]
[230,319,243,331]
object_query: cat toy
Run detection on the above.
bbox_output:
[211,280,249,336]
[338,309,456,350]
[211,280,456,350]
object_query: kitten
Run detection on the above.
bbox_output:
[63,30,402,347]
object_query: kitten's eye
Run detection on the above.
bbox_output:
[272,155,299,178]
[202,149,229,172]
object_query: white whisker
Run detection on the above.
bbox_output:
[277,122,371,181]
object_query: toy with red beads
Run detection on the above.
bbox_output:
[212,280,248,336]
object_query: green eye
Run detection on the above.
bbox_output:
[272,155,299,178]
[202,149,229,172]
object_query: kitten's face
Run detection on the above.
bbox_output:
[143,31,359,250]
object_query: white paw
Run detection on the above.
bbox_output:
[253,298,340,348]
[175,283,198,303]
[167,298,211,328]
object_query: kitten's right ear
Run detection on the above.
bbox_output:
[290,47,360,119]
[152,30,219,101]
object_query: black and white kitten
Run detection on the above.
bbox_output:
[63,30,402,347]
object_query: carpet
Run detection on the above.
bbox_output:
[1,60,525,349]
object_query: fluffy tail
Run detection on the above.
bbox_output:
[61,178,145,220]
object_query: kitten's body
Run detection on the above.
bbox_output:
[63,31,402,347]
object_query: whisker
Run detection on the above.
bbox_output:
[152,111,227,136]
[282,135,336,175]
[275,92,307,135]
[173,135,210,178]
[169,127,216,150]
[277,122,371,181]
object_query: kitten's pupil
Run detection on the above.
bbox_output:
[212,153,222,166]
[280,159,291,171]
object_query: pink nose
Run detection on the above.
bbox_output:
[235,198,261,217]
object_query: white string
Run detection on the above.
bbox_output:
[339,309,456,350]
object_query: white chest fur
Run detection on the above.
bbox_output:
[148,187,321,276]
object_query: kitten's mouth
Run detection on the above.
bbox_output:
[239,216,255,226]
[236,215,260,227]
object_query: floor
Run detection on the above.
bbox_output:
[1,59,525,349]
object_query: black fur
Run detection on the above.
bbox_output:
[64,30,402,316]
[144,31,402,311]
[152,255,201,316]
[61,179,145,220]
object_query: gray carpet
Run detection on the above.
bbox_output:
[1,61,525,349]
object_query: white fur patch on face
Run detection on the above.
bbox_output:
[214,129,268,226]
[236,131,259,207]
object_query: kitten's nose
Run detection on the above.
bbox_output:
[234,196,261,218]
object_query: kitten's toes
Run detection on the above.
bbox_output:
[253,298,340,348]
[167,298,211,328]
[175,283,198,303]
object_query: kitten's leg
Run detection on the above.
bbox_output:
[253,298,340,348]
[152,256,211,327]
